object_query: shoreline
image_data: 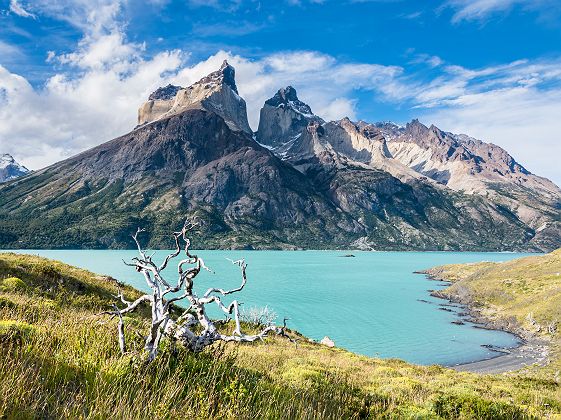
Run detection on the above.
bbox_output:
[448,337,549,374]
[419,270,550,374]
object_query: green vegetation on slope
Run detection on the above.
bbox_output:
[1,253,560,418]
[425,249,561,373]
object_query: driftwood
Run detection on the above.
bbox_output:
[103,220,280,361]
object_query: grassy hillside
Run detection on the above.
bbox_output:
[1,253,561,418]
[425,249,561,373]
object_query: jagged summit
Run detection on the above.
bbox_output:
[0,153,29,183]
[196,60,238,94]
[256,86,322,148]
[137,61,251,134]
[148,84,181,101]
[264,86,314,117]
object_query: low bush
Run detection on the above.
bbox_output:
[432,393,528,419]
[1,277,26,292]
[0,320,35,344]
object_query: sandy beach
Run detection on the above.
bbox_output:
[449,338,549,374]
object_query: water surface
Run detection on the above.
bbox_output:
[8,250,532,366]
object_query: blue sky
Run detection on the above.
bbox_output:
[1,0,561,185]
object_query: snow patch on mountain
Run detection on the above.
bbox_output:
[0,154,29,183]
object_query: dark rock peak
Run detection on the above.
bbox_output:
[195,59,238,94]
[267,86,298,104]
[404,119,430,136]
[265,86,314,116]
[148,84,182,101]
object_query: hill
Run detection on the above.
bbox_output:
[1,252,561,418]
[424,249,561,373]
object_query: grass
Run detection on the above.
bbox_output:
[425,248,561,373]
[1,252,561,418]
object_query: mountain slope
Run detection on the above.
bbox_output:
[386,120,561,249]
[0,108,357,249]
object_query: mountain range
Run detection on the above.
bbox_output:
[0,61,559,251]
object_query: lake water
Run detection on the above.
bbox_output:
[7,250,532,366]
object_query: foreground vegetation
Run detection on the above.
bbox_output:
[1,253,561,418]
[426,249,561,373]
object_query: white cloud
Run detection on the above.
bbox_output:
[0,2,560,186]
[0,40,22,58]
[22,0,123,35]
[0,39,392,171]
[412,60,561,185]
[444,0,559,23]
[9,0,36,19]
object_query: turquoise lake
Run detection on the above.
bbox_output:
[7,250,533,366]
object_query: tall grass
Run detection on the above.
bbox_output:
[0,302,373,419]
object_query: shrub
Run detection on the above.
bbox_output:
[0,320,35,343]
[0,296,17,309]
[33,262,59,279]
[239,306,277,326]
[1,277,27,292]
[432,393,527,419]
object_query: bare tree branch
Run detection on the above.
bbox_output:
[102,219,283,360]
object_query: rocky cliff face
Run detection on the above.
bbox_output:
[137,60,252,135]
[383,120,561,249]
[0,154,29,183]
[0,63,558,251]
[256,86,322,149]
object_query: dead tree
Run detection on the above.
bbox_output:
[104,220,279,361]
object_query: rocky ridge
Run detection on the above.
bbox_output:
[137,60,252,134]
[256,87,561,250]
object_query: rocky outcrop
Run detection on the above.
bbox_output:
[0,154,29,183]
[384,120,561,248]
[256,86,322,149]
[137,60,252,134]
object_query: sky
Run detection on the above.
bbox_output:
[0,0,561,185]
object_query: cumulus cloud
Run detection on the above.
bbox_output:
[1,0,560,186]
[0,35,400,172]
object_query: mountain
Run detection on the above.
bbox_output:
[0,65,558,251]
[256,86,561,251]
[137,60,252,134]
[0,154,29,183]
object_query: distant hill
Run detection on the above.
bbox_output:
[424,248,561,345]
[0,61,559,250]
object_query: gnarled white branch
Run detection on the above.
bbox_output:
[103,219,282,360]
